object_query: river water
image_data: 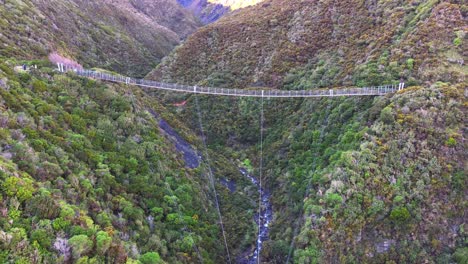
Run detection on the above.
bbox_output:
[239,168,273,264]
[151,112,273,262]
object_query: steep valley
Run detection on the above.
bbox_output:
[0,0,467,263]
[147,0,467,262]
[155,81,466,263]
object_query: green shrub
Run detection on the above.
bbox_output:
[151,207,164,221]
[452,171,465,191]
[453,38,462,47]
[13,257,30,264]
[18,73,31,84]
[307,204,323,215]
[368,199,385,216]
[166,213,182,227]
[446,137,457,147]
[242,159,253,172]
[0,63,14,76]
[263,240,289,262]
[179,235,195,252]
[294,244,320,264]
[31,139,47,151]
[390,206,411,223]
[139,252,163,264]
[393,195,405,204]
[96,212,112,227]
[52,217,71,231]
[32,80,47,92]
[76,256,91,264]
[70,226,87,236]
[69,235,93,259]
[2,176,34,201]
[60,204,75,220]
[96,231,112,255]
[26,192,60,219]
[30,229,52,249]
[353,61,385,87]
[380,106,394,125]
[325,193,343,207]
[8,209,21,220]
[406,58,414,70]
[453,247,468,263]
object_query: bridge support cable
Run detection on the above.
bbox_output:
[194,96,233,264]
[257,95,265,264]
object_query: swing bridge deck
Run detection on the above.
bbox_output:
[70,69,404,98]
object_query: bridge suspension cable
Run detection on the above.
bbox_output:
[257,95,265,264]
[194,96,232,264]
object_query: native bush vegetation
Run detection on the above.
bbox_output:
[0,0,466,262]
[0,60,250,263]
[150,0,466,88]
[170,76,466,263]
[271,83,466,263]
[148,2,466,261]
[0,0,200,77]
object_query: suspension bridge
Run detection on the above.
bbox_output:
[58,64,405,264]
[65,67,405,97]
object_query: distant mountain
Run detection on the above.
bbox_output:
[209,0,265,10]
[152,0,466,87]
[177,0,230,24]
[0,0,201,77]
[177,0,265,24]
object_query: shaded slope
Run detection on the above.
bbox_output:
[261,84,466,263]
[150,0,466,88]
[0,0,201,77]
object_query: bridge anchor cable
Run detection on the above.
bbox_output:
[257,95,265,264]
[195,96,232,264]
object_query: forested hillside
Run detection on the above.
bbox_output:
[151,0,466,88]
[152,81,466,263]
[0,0,466,263]
[0,0,200,77]
[146,0,467,262]
[0,59,260,263]
[263,83,466,263]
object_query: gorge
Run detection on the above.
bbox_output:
[0,0,466,263]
